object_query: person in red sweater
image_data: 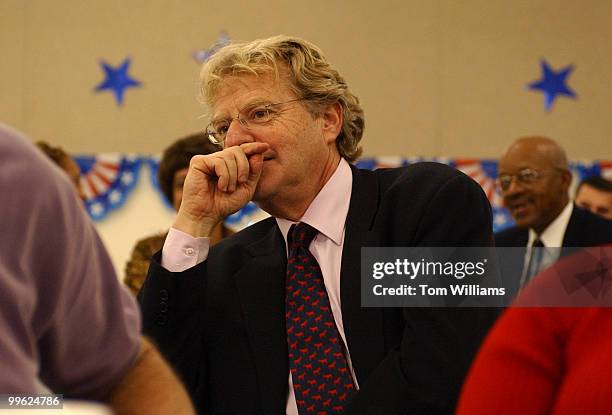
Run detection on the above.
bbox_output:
[456,246,612,414]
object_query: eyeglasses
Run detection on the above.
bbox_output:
[206,98,304,146]
[496,168,561,191]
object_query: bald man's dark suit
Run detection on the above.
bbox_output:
[139,162,499,415]
[494,206,612,294]
[495,205,612,248]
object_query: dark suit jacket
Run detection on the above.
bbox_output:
[494,205,612,295]
[495,204,612,248]
[139,163,500,415]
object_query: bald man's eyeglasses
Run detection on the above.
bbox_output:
[496,168,563,191]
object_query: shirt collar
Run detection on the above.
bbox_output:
[276,158,352,247]
[528,202,573,247]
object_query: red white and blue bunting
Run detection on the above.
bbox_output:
[76,154,142,221]
[75,155,611,233]
[355,157,612,233]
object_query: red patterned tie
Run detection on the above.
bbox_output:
[286,222,356,414]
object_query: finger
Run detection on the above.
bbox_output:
[189,154,211,174]
[223,150,238,193]
[240,142,269,157]
[215,157,231,192]
[247,153,264,186]
[205,149,241,192]
[184,156,210,192]
[201,155,228,192]
[233,148,251,184]
[190,154,223,179]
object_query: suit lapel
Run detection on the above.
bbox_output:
[234,225,288,415]
[341,166,386,384]
[506,229,528,293]
[562,204,581,247]
[517,229,529,247]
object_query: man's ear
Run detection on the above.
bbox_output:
[560,168,573,190]
[321,102,343,144]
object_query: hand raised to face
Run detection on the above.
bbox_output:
[172,142,269,237]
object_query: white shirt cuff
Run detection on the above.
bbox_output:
[161,228,210,272]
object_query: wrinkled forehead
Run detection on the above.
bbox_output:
[210,72,296,116]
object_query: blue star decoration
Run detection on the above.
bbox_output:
[193,31,231,64]
[527,59,577,111]
[95,57,141,105]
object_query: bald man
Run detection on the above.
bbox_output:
[494,136,612,288]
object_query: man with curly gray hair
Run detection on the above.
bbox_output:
[140,35,497,415]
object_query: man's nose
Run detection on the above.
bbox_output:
[224,118,253,148]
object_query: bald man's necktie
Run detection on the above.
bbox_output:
[285,222,355,414]
[521,239,545,287]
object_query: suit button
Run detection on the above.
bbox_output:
[160,301,168,313]
[160,289,169,301]
[156,315,167,326]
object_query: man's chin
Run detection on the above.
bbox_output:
[508,204,536,229]
[512,216,535,230]
[252,179,273,203]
